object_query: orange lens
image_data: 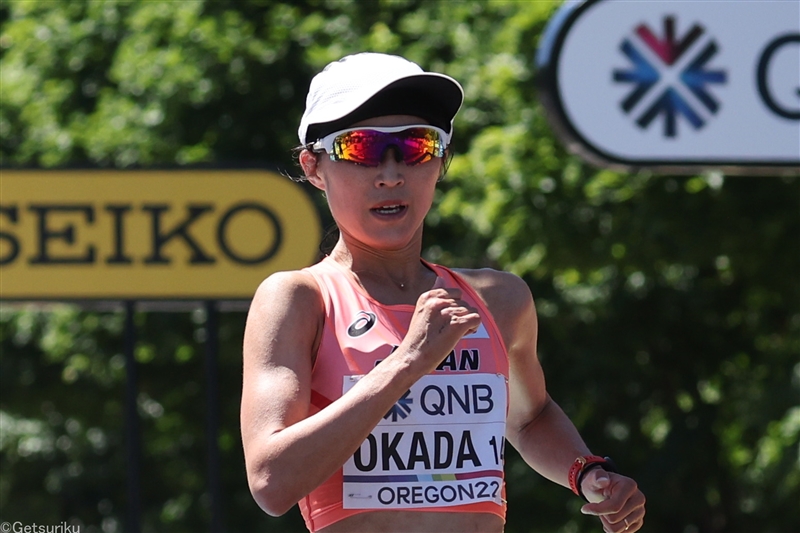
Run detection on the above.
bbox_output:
[331,127,445,166]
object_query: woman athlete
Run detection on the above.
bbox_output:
[241,52,646,533]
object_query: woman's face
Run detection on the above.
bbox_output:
[301,115,444,252]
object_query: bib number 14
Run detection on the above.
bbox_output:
[489,435,505,465]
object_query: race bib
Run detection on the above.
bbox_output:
[342,373,507,509]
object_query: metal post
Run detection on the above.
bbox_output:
[123,300,141,533]
[204,300,223,531]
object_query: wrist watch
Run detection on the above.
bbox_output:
[568,455,618,500]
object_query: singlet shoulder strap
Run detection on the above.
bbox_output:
[423,260,510,360]
[424,261,485,307]
[302,257,345,312]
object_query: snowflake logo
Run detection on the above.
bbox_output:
[383,390,413,422]
[613,16,727,137]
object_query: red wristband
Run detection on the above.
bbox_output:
[568,455,608,496]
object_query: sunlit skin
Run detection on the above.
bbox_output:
[303,115,443,300]
[240,115,646,533]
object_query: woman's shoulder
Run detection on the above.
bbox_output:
[449,267,537,354]
[249,269,323,317]
[452,267,531,301]
[450,267,534,320]
[244,269,324,360]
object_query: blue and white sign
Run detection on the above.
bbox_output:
[537,0,800,174]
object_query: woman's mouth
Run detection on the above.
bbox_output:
[371,204,406,215]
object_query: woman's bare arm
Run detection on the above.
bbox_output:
[455,269,591,483]
[460,268,645,530]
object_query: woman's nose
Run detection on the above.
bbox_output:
[376,147,405,186]
[380,145,404,164]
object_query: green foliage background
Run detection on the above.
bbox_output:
[1,1,798,532]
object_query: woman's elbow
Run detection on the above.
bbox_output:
[248,471,300,517]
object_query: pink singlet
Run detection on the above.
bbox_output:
[299,256,510,532]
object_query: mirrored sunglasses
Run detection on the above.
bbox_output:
[311,125,449,167]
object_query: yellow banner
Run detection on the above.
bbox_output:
[0,170,322,299]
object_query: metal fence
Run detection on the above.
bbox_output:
[119,299,247,533]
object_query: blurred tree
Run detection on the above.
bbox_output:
[1,1,797,533]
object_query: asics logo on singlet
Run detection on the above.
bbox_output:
[347,311,377,338]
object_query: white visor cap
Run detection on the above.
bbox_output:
[298,53,464,146]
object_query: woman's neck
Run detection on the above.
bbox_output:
[328,235,435,300]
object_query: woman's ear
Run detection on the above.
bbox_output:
[299,149,325,190]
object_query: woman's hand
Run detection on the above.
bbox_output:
[580,469,646,532]
[397,287,481,375]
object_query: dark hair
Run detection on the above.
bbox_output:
[284,144,314,183]
[318,223,340,256]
